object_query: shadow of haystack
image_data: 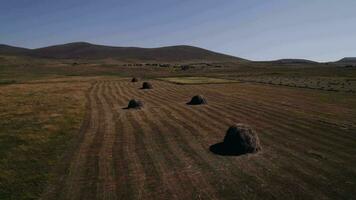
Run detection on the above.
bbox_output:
[210,124,261,156]
[131,77,139,82]
[187,95,207,105]
[141,82,152,89]
[123,99,143,109]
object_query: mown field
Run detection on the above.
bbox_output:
[1,52,356,200]
[34,78,356,199]
[158,77,238,85]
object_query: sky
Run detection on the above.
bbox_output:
[1,0,356,61]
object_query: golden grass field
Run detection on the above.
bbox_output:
[158,77,238,84]
[0,78,90,199]
[2,76,355,199]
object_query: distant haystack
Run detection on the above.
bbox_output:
[187,95,207,105]
[142,82,152,89]
[131,77,138,82]
[127,99,143,109]
[210,123,261,156]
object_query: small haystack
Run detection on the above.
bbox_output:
[127,99,143,109]
[187,95,207,105]
[131,77,139,82]
[142,82,152,89]
[210,123,261,156]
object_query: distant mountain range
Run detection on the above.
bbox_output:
[0,42,245,63]
[335,57,356,64]
[0,42,355,64]
[0,44,29,55]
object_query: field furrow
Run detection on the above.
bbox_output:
[46,79,356,200]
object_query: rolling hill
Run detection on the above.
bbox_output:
[336,57,356,64]
[272,58,318,64]
[0,44,30,55]
[0,42,246,63]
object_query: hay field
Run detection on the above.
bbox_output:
[38,79,356,200]
[158,77,238,84]
[235,76,356,93]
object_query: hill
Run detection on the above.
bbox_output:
[271,59,318,64]
[0,44,30,55]
[336,57,356,64]
[0,42,245,63]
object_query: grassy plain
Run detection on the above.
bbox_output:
[0,79,90,199]
[0,55,356,199]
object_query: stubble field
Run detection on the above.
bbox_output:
[38,78,356,200]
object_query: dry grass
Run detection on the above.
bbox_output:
[43,79,356,200]
[158,77,238,84]
[1,51,356,199]
[234,76,356,93]
[0,80,90,200]
[1,74,356,199]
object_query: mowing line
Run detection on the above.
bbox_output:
[62,82,100,200]
[95,81,118,200]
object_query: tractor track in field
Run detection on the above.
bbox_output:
[43,79,356,200]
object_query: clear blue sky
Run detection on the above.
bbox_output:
[1,0,356,61]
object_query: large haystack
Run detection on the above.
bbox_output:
[131,77,139,82]
[187,95,207,105]
[126,99,143,109]
[210,123,261,156]
[142,82,152,89]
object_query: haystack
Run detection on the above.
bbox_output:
[187,95,207,105]
[142,82,152,89]
[131,77,138,82]
[210,123,261,156]
[127,99,143,109]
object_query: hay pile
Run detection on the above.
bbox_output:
[127,99,143,109]
[131,77,138,82]
[142,82,152,89]
[187,95,207,105]
[210,123,261,155]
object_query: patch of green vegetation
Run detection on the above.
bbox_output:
[158,77,239,84]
